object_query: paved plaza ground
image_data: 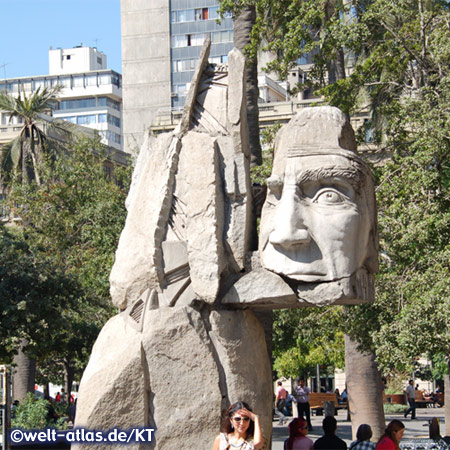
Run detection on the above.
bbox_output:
[271,407,446,449]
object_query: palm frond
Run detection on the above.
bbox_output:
[10,137,22,169]
[0,137,22,182]
[0,91,19,116]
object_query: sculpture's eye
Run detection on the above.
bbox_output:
[313,188,346,204]
[267,176,283,199]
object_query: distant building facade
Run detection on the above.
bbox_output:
[121,0,234,153]
[0,46,123,151]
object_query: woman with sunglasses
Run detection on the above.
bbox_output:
[212,401,264,449]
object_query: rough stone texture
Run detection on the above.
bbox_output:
[295,268,375,306]
[73,313,147,450]
[179,37,212,135]
[222,268,297,309]
[110,44,253,310]
[217,135,251,271]
[109,133,181,310]
[141,306,223,449]
[179,132,224,303]
[208,309,273,442]
[74,305,273,450]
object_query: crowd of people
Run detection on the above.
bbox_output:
[211,399,413,450]
[211,378,448,450]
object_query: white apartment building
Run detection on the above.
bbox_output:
[0,46,123,151]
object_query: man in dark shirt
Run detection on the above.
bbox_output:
[314,416,347,449]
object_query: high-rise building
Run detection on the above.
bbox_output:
[121,0,234,153]
[0,46,123,151]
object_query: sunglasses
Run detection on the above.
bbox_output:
[232,417,250,423]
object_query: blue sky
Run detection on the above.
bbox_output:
[0,0,121,80]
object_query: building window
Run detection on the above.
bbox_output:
[195,8,209,20]
[73,76,84,88]
[107,114,121,128]
[60,116,77,124]
[59,98,97,110]
[100,130,121,144]
[76,114,97,125]
[209,6,219,19]
[211,30,233,44]
[86,75,98,86]
[107,98,121,111]
[97,57,102,65]
[171,7,224,23]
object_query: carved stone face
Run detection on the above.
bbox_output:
[260,154,373,282]
[259,108,378,283]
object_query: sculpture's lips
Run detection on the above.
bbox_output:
[286,272,328,280]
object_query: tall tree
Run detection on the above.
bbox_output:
[232,5,263,166]
[222,0,450,436]
[0,86,62,185]
[1,136,130,396]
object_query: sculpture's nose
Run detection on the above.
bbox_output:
[268,187,310,248]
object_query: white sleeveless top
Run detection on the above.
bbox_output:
[219,433,255,450]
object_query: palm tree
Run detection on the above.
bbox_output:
[233,5,262,167]
[345,335,386,441]
[0,85,62,185]
[0,85,61,399]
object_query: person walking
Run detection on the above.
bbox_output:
[404,380,416,419]
[296,379,312,431]
[276,381,288,425]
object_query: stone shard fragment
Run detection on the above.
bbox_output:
[208,309,273,442]
[222,268,297,309]
[73,313,147,450]
[178,131,224,303]
[141,306,222,449]
[109,133,181,310]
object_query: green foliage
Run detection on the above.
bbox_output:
[222,0,450,380]
[1,136,131,384]
[250,124,281,186]
[12,393,52,429]
[273,307,345,378]
[0,86,63,185]
[0,225,83,362]
[383,403,406,414]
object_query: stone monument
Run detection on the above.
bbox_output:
[74,39,378,450]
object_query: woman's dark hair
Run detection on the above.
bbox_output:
[286,418,307,449]
[356,424,373,442]
[377,420,405,450]
[220,401,254,438]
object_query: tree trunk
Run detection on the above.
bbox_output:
[445,359,450,436]
[345,335,385,441]
[12,340,36,401]
[325,0,346,84]
[233,5,262,167]
[63,360,75,399]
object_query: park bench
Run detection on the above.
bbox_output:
[309,393,346,416]
[415,390,434,408]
